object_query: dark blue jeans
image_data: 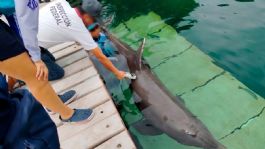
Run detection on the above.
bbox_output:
[0,74,15,145]
[0,83,60,148]
[0,74,8,91]
[40,48,65,81]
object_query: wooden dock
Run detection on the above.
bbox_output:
[47,42,136,149]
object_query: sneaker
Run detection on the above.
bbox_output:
[58,90,77,105]
[47,90,77,114]
[60,109,95,124]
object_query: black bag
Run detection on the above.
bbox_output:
[0,76,60,149]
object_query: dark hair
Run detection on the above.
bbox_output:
[77,6,86,14]
[77,6,95,22]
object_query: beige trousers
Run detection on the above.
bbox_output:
[0,52,73,119]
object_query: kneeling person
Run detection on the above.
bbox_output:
[88,23,116,57]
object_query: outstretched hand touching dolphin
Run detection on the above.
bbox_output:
[124,72,137,80]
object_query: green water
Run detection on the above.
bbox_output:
[101,0,265,148]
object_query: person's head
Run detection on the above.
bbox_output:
[77,0,102,26]
[88,23,101,39]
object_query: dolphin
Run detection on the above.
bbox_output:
[101,28,226,149]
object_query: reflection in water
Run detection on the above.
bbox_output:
[235,0,254,2]
[102,0,199,32]
[181,0,265,98]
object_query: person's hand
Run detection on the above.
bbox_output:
[116,71,136,80]
[34,60,49,81]
[124,72,137,80]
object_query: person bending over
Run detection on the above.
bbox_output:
[38,0,136,80]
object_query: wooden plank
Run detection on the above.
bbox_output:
[57,50,87,68]
[61,114,125,149]
[58,100,116,141]
[62,57,93,76]
[52,67,97,93]
[69,86,110,109]
[48,42,75,54]
[53,44,83,60]
[95,131,136,149]
[50,57,93,85]
[67,75,103,99]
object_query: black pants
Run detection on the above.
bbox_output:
[0,19,25,61]
[40,47,65,81]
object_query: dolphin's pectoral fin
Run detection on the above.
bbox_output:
[136,38,146,70]
[132,119,163,136]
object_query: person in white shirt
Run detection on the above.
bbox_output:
[38,0,136,80]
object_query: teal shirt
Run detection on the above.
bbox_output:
[96,33,116,57]
[0,0,15,16]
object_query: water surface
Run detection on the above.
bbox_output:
[101,0,265,148]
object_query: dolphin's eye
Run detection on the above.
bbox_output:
[145,123,153,127]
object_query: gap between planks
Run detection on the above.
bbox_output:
[50,57,93,85]
[61,114,125,149]
[48,42,76,54]
[52,67,98,93]
[57,49,88,68]
[95,130,136,149]
[53,44,83,60]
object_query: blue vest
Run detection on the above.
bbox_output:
[0,0,15,16]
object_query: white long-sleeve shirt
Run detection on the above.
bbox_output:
[14,0,41,62]
[38,0,97,51]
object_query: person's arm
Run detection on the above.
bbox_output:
[14,0,40,62]
[90,47,125,79]
[14,0,48,80]
[72,20,136,80]
[72,23,125,79]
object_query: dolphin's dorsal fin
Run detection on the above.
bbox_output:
[136,38,146,70]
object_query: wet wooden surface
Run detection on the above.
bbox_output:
[48,42,136,149]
